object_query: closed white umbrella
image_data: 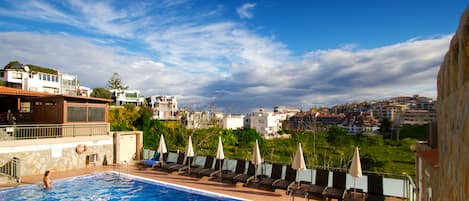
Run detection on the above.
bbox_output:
[157,134,167,166]
[350,147,362,194]
[252,140,263,181]
[186,136,195,174]
[292,143,306,188]
[216,136,224,181]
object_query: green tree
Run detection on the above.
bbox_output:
[327,125,347,146]
[380,118,391,133]
[109,104,140,131]
[108,72,128,90]
[90,87,112,99]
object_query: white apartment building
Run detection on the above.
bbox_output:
[222,114,245,130]
[247,108,287,138]
[79,86,92,97]
[371,102,406,121]
[0,61,80,95]
[184,111,210,129]
[60,73,78,95]
[148,96,179,120]
[110,89,145,106]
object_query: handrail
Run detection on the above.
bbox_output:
[0,158,20,183]
[0,123,110,141]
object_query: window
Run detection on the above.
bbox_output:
[88,107,105,122]
[67,106,86,122]
[0,71,4,77]
[38,73,42,80]
[47,75,51,81]
[13,72,22,79]
[20,102,31,113]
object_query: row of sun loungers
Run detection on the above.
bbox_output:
[142,151,386,201]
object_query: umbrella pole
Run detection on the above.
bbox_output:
[254,165,257,182]
[188,157,191,175]
[219,159,222,182]
[353,177,357,199]
[159,153,164,167]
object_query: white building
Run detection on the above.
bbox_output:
[110,89,145,106]
[371,102,406,121]
[148,96,179,120]
[79,86,92,97]
[0,61,80,95]
[222,114,245,130]
[60,73,78,95]
[184,111,210,129]
[247,108,287,138]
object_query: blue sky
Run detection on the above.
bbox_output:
[0,0,467,112]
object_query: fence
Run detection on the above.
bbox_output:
[0,123,110,141]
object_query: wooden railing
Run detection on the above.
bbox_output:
[0,123,110,141]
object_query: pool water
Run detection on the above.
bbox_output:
[0,172,244,201]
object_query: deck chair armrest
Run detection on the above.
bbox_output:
[322,186,330,195]
[271,179,282,185]
[178,166,189,171]
[209,170,221,177]
[232,174,242,180]
[245,176,256,184]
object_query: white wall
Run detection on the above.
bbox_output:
[223,115,245,129]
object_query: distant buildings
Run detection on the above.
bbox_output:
[286,111,345,131]
[0,61,81,96]
[338,112,380,134]
[182,111,210,129]
[222,114,245,130]
[147,95,179,120]
[246,108,287,138]
[273,106,300,118]
[110,89,145,106]
[332,95,436,128]
[395,110,437,126]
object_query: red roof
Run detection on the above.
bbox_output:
[0,86,112,102]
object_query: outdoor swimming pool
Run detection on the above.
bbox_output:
[0,171,245,201]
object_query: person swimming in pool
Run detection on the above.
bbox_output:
[43,170,51,189]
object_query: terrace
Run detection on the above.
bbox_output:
[0,86,112,180]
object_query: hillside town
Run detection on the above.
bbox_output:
[0,61,436,139]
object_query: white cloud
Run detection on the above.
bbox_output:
[237,3,256,19]
[0,1,453,113]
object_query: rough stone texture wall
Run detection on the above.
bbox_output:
[0,144,113,176]
[435,5,469,201]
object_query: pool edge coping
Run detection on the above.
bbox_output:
[109,170,251,201]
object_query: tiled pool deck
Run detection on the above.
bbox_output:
[0,165,406,201]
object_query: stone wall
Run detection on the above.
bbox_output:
[435,5,469,201]
[0,136,114,176]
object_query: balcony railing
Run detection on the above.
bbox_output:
[0,123,110,141]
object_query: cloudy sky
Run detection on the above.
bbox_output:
[0,0,466,112]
